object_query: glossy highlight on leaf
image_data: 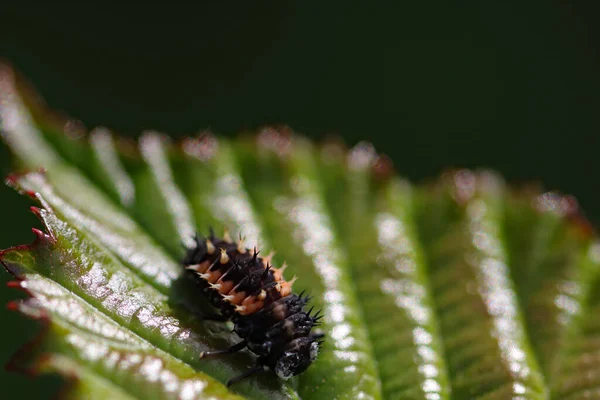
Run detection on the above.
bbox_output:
[2,62,600,399]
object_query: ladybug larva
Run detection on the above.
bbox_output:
[183,230,324,386]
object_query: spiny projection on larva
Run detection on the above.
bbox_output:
[182,229,324,386]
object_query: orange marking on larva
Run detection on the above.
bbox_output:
[275,282,282,292]
[198,273,211,280]
[222,295,234,303]
[227,290,247,305]
[242,295,257,306]
[243,301,265,315]
[235,305,247,314]
[272,269,281,281]
[207,270,223,284]
[273,262,288,281]
[280,276,297,297]
[198,260,211,273]
[217,280,234,294]
[280,283,292,297]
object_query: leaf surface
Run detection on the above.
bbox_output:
[2,64,600,399]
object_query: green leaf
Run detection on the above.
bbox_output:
[2,63,600,399]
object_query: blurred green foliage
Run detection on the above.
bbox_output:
[1,2,600,398]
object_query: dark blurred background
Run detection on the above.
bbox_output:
[1,2,600,397]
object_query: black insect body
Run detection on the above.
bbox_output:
[183,231,324,386]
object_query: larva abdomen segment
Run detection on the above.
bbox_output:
[183,234,294,316]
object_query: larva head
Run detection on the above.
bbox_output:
[274,337,320,380]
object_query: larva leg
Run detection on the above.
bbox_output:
[199,340,247,359]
